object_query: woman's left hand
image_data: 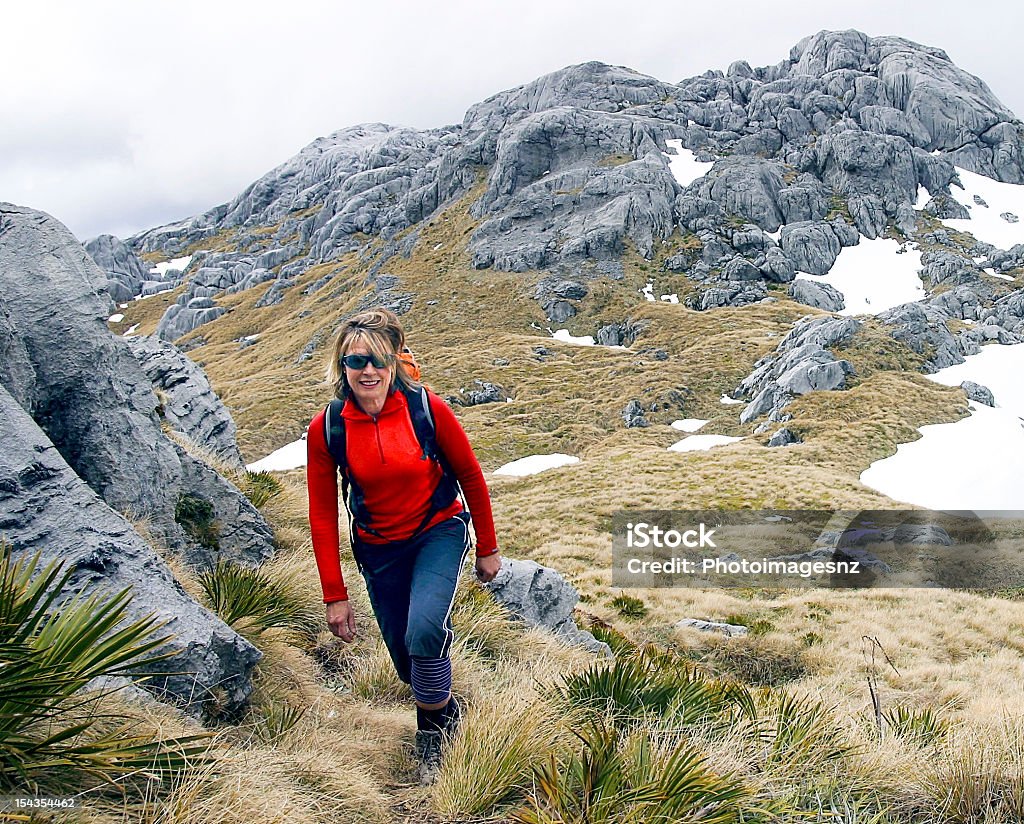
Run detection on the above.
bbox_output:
[475,551,503,583]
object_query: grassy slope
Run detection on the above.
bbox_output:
[103,187,1024,822]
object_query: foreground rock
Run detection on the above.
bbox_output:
[0,205,274,567]
[1,203,279,714]
[0,385,261,718]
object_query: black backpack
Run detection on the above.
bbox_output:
[323,385,461,544]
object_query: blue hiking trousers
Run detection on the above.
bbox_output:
[352,511,471,685]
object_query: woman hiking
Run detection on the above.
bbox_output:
[306,308,501,784]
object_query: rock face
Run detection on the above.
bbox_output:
[127,335,245,469]
[117,30,1024,340]
[0,203,276,713]
[737,315,860,423]
[485,558,611,656]
[84,234,151,303]
[878,302,966,372]
[1,203,183,546]
[0,384,261,718]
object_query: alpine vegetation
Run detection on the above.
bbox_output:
[3,27,1024,823]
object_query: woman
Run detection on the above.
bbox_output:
[306,308,501,784]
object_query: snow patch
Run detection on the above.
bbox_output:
[720,394,744,405]
[804,237,925,315]
[671,419,709,432]
[494,454,580,476]
[860,343,1024,509]
[108,313,124,323]
[246,436,307,473]
[552,329,595,346]
[122,324,140,337]
[149,255,193,277]
[929,167,1024,251]
[664,139,715,187]
[668,435,743,452]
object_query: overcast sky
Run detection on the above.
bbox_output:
[2,0,1022,242]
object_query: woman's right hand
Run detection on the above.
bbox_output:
[326,600,356,642]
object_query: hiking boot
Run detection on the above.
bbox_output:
[442,694,462,740]
[414,729,443,785]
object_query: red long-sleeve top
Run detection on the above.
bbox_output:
[306,388,498,603]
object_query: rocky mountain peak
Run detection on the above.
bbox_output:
[78,30,1024,347]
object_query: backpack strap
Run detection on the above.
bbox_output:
[402,386,462,538]
[322,399,386,543]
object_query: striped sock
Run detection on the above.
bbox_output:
[411,655,451,706]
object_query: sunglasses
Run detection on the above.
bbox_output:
[341,353,393,370]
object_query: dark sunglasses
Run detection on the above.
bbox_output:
[341,353,393,370]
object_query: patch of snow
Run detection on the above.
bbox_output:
[493,454,580,477]
[860,343,1024,509]
[803,237,925,316]
[661,293,679,303]
[246,437,307,473]
[433,243,443,251]
[766,228,782,242]
[108,313,124,323]
[720,394,744,405]
[641,281,656,302]
[122,324,140,337]
[986,271,1015,282]
[933,167,1024,251]
[118,303,128,309]
[149,254,193,277]
[663,139,715,187]
[552,329,595,346]
[134,287,175,301]
[668,434,743,453]
[671,419,709,432]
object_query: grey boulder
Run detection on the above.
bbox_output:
[960,380,995,406]
[484,558,611,656]
[0,384,261,718]
[788,278,846,311]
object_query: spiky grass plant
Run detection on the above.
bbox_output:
[513,721,756,824]
[880,705,949,747]
[0,548,210,792]
[197,560,319,643]
[241,470,283,508]
[749,691,854,771]
[551,647,754,729]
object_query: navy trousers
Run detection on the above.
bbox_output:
[353,512,471,690]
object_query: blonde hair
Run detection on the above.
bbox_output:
[325,308,420,400]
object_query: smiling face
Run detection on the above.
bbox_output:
[343,342,393,414]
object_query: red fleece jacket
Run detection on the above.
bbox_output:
[306,389,498,603]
